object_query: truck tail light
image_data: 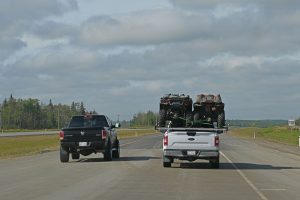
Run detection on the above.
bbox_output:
[102,130,107,140]
[59,131,64,140]
[214,136,219,147]
[163,133,168,146]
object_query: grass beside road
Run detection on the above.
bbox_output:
[0,135,59,159]
[0,128,156,159]
[1,129,58,133]
[229,127,300,145]
[117,128,156,139]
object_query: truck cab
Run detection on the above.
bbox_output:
[59,114,120,162]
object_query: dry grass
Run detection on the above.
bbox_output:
[0,135,59,159]
[229,127,300,145]
[117,128,156,139]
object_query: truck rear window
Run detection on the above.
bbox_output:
[69,115,108,128]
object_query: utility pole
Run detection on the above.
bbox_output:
[57,109,60,130]
[117,114,120,123]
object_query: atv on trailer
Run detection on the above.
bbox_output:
[193,94,225,128]
[158,94,193,127]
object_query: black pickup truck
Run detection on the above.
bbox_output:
[59,114,120,162]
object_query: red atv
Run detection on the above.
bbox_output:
[193,94,225,128]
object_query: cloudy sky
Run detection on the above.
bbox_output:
[1,0,300,120]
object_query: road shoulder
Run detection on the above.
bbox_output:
[227,132,300,157]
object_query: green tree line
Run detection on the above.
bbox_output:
[227,119,287,128]
[296,118,300,126]
[130,111,158,127]
[0,95,93,130]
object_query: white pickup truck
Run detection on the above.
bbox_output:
[160,127,226,168]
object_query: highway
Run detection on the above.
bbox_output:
[1,133,300,200]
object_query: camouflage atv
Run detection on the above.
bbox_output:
[158,94,193,127]
[193,94,225,128]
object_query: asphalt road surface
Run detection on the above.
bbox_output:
[1,133,300,200]
[0,131,57,137]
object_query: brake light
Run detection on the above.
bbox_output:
[214,136,219,147]
[102,130,107,140]
[163,132,168,146]
[59,131,64,140]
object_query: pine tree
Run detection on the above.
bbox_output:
[80,102,85,115]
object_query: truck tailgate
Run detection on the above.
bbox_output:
[63,127,103,142]
[167,131,217,150]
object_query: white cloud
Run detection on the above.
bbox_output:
[1,0,300,120]
[0,0,77,62]
[37,74,54,80]
[212,4,259,19]
[75,10,210,46]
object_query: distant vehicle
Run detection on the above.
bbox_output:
[193,94,225,128]
[158,94,193,127]
[59,114,120,162]
[160,125,225,168]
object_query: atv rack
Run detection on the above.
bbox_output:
[155,126,228,134]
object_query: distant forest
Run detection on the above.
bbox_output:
[227,119,288,128]
[0,95,296,130]
[129,111,157,127]
[0,95,96,130]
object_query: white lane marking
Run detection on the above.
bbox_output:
[260,189,286,191]
[220,151,269,200]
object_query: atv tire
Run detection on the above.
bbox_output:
[217,112,225,128]
[159,109,166,127]
[186,111,193,127]
[193,112,200,121]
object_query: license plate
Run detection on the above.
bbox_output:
[187,151,196,156]
[79,142,87,147]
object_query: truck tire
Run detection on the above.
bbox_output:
[209,156,220,169]
[71,152,80,160]
[104,141,112,161]
[163,156,172,167]
[159,109,166,127]
[163,161,171,168]
[60,146,69,163]
[217,112,225,128]
[112,139,120,159]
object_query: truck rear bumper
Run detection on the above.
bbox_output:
[61,141,104,152]
[164,149,219,159]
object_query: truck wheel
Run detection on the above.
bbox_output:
[60,146,69,163]
[163,162,171,168]
[163,156,172,167]
[104,141,112,161]
[112,139,120,159]
[209,156,220,169]
[217,112,225,128]
[71,152,80,160]
[159,109,166,127]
